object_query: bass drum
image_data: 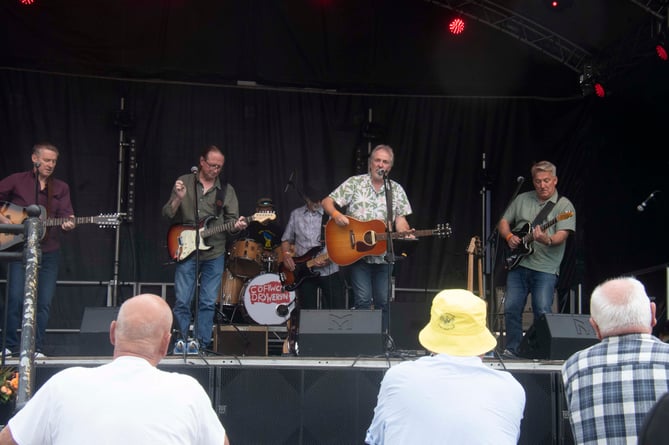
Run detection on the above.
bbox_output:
[242,273,295,325]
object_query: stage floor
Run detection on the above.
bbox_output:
[2,352,572,445]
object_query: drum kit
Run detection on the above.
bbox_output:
[217,238,296,325]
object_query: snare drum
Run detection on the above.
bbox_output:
[218,269,244,306]
[229,239,262,278]
[242,273,295,325]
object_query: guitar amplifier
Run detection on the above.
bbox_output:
[299,310,384,357]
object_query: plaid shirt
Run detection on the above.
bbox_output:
[562,333,669,445]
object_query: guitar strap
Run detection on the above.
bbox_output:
[215,181,228,217]
[530,195,560,227]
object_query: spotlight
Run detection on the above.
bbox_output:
[579,64,607,98]
[656,32,668,61]
[542,0,574,11]
[448,17,465,35]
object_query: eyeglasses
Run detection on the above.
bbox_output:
[204,161,222,170]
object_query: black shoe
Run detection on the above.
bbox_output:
[501,349,520,360]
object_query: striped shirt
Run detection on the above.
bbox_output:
[561,333,669,445]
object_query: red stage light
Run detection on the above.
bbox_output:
[656,43,668,61]
[20,0,35,4]
[448,18,465,35]
[594,83,606,98]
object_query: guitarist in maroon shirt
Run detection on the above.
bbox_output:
[0,142,76,358]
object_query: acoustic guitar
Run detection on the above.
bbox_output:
[325,216,451,266]
[0,201,121,251]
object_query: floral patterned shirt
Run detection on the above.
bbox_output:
[329,173,412,263]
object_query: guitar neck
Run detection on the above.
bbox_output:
[306,253,329,268]
[45,216,98,227]
[201,219,236,239]
[522,216,559,244]
[379,228,438,240]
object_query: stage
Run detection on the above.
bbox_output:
[4,345,575,445]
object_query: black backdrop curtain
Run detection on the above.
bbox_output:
[0,68,667,329]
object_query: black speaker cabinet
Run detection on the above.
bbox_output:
[213,325,268,356]
[78,306,120,356]
[518,314,599,360]
[299,310,384,357]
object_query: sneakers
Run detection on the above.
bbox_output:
[186,340,199,355]
[173,340,186,355]
[2,348,11,357]
[34,351,47,359]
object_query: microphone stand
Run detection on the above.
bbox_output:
[191,171,202,360]
[486,177,525,339]
[382,172,395,351]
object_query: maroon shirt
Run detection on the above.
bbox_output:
[0,170,74,252]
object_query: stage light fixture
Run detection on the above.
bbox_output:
[542,0,574,11]
[656,31,668,61]
[579,63,607,98]
[448,17,465,35]
[20,0,35,4]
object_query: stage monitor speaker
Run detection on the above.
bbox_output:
[518,313,598,360]
[213,325,268,356]
[299,310,384,357]
[78,306,119,356]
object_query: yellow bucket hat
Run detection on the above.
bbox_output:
[418,289,497,356]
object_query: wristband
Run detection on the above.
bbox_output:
[505,233,513,242]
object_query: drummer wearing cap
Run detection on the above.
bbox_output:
[243,197,284,269]
[365,289,526,445]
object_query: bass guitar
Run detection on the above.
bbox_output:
[278,246,330,291]
[325,216,451,266]
[504,211,574,270]
[166,211,275,262]
[0,201,122,251]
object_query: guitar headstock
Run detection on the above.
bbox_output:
[435,223,452,238]
[251,211,277,224]
[95,213,123,227]
[557,211,574,221]
[466,235,482,256]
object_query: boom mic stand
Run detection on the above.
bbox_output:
[382,172,396,352]
[486,176,525,340]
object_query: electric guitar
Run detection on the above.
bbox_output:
[504,211,574,270]
[325,216,452,266]
[278,246,330,291]
[0,201,122,251]
[166,211,276,262]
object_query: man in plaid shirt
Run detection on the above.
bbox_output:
[562,277,669,444]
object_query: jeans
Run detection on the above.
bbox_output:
[504,266,557,353]
[349,261,393,332]
[5,250,60,352]
[173,254,225,348]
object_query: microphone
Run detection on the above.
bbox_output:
[190,166,198,175]
[33,162,41,169]
[516,176,524,183]
[377,168,386,176]
[637,190,660,212]
[283,170,295,193]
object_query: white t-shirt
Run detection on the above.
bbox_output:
[9,356,226,445]
[365,354,526,445]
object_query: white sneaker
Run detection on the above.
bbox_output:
[34,352,47,359]
[2,348,11,356]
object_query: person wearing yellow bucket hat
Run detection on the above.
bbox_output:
[365,289,526,445]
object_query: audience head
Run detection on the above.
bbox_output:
[590,276,656,339]
[418,289,497,356]
[110,293,173,365]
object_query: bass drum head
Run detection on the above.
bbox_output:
[242,273,295,325]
